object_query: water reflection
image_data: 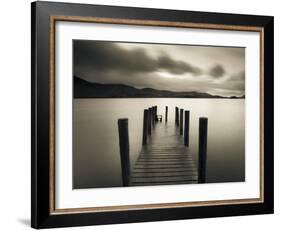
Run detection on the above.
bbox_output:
[73,98,245,189]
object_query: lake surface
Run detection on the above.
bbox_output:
[73,98,245,189]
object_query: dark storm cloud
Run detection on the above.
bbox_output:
[73,41,202,78]
[157,55,202,75]
[74,41,154,74]
[209,64,226,78]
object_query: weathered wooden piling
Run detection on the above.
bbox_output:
[175,107,179,126]
[118,118,130,186]
[184,111,190,146]
[148,108,152,135]
[180,109,184,135]
[198,117,208,183]
[152,107,155,127]
[165,106,168,123]
[175,107,177,123]
[142,109,148,145]
[150,107,153,127]
[154,105,158,121]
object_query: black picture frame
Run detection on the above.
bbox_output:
[31,1,274,228]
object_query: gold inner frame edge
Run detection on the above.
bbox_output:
[49,15,264,215]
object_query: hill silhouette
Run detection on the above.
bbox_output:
[74,76,244,99]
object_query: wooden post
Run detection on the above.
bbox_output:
[180,109,184,135]
[155,106,158,121]
[152,107,155,127]
[118,118,130,186]
[175,107,179,126]
[198,117,208,183]
[148,108,152,135]
[150,107,152,127]
[165,106,168,123]
[184,111,190,146]
[142,109,148,145]
[177,107,179,126]
[175,107,177,124]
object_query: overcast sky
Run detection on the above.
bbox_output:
[73,40,245,97]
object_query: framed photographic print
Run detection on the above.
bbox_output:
[31,1,274,228]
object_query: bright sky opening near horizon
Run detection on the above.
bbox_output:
[73,40,245,97]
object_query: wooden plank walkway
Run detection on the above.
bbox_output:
[129,121,198,186]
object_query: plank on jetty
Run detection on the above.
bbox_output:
[129,121,198,186]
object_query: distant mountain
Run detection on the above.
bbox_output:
[229,95,245,99]
[74,76,243,99]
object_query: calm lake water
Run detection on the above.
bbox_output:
[73,98,245,189]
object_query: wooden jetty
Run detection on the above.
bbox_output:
[118,106,208,187]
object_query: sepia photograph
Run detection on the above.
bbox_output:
[73,40,245,189]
